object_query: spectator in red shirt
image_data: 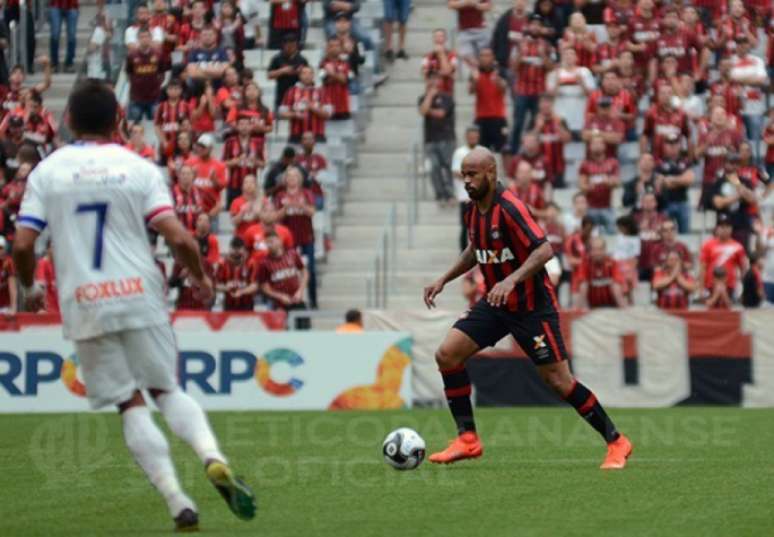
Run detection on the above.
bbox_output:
[561,12,597,69]
[448,0,492,70]
[585,70,637,137]
[0,160,31,228]
[34,242,59,314]
[626,0,660,77]
[125,27,167,122]
[194,213,222,266]
[186,133,227,221]
[244,218,296,265]
[273,165,317,308]
[578,135,620,234]
[422,29,458,95]
[279,65,333,143]
[49,0,79,73]
[564,215,594,295]
[188,79,218,134]
[170,259,215,311]
[530,94,570,188]
[295,131,328,182]
[575,236,628,309]
[0,90,59,151]
[581,96,625,159]
[714,0,757,57]
[634,191,667,281]
[268,0,305,50]
[124,123,157,162]
[154,79,191,161]
[216,237,259,311]
[222,113,266,206]
[653,250,697,309]
[230,174,274,241]
[696,105,743,209]
[320,37,351,120]
[765,107,774,182]
[173,164,206,232]
[508,160,547,220]
[507,132,552,193]
[167,130,194,183]
[225,82,274,139]
[698,216,749,297]
[651,219,693,270]
[640,84,691,162]
[509,14,555,155]
[0,236,17,313]
[257,230,309,315]
[594,18,627,76]
[469,47,507,153]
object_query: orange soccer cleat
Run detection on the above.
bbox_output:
[600,434,633,470]
[429,432,484,464]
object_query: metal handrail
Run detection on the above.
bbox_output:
[365,202,396,308]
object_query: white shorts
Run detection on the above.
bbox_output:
[75,323,179,409]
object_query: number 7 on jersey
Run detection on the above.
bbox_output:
[76,202,109,270]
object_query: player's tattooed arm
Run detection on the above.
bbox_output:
[423,242,476,308]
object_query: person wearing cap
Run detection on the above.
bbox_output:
[655,131,694,233]
[509,13,555,155]
[585,70,637,136]
[712,151,758,250]
[186,133,227,222]
[729,35,769,162]
[267,33,309,111]
[0,236,16,314]
[698,215,748,301]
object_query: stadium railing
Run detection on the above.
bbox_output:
[366,202,397,308]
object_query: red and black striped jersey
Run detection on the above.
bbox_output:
[222,134,265,190]
[257,250,305,298]
[172,185,205,231]
[279,83,333,141]
[535,115,567,177]
[154,100,191,155]
[465,184,558,313]
[514,37,552,96]
[217,258,258,311]
[320,58,351,117]
[653,268,694,310]
[576,256,623,308]
[270,0,302,30]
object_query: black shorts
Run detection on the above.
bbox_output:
[453,299,569,366]
[475,117,508,153]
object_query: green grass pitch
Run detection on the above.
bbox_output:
[1,407,773,537]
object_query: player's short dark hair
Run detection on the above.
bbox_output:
[67,79,118,137]
[282,146,296,159]
[345,309,362,324]
[230,237,246,250]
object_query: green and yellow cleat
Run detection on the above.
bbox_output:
[205,460,257,521]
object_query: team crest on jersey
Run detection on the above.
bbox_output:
[490,228,500,240]
[475,248,515,264]
[533,335,547,350]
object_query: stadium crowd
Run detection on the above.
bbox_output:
[0,0,773,317]
[418,0,774,310]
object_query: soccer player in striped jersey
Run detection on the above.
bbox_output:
[423,147,632,469]
[12,81,255,531]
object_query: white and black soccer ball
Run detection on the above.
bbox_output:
[382,428,426,470]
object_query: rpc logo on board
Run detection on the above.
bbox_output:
[0,348,304,397]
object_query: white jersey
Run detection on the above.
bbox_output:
[18,143,175,341]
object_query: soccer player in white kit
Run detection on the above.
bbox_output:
[12,80,256,532]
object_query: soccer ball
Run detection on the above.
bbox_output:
[382,428,426,470]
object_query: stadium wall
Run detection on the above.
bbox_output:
[365,309,774,408]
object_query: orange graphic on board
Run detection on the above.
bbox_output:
[328,338,412,410]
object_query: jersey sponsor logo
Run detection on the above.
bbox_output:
[533,335,546,350]
[475,248,515,265]
[74,277,145,304]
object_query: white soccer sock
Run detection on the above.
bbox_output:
[156,389,227,465]
[122,406,196,517]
